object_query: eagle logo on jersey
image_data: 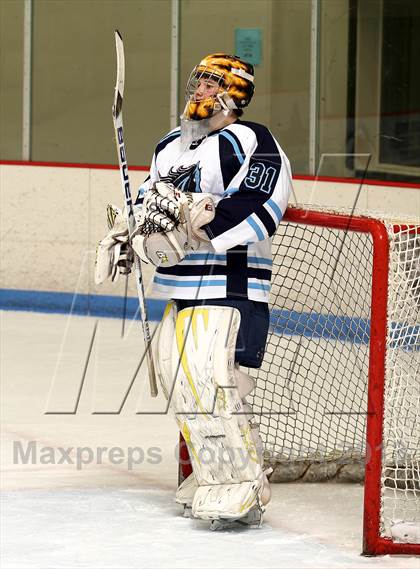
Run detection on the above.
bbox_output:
[160,163,202,193]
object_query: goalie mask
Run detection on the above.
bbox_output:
[182,53,255,123]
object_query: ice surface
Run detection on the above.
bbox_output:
[1,311,418,568]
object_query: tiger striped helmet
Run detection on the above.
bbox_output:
[184,53,255,121]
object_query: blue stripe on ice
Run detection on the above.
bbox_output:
[0,288,166,321]
[270,309,419,350]
[1,288,418,350]
[270,309,370,344]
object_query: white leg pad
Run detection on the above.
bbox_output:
[153,301,178,400]
[171,307,261,483]
[156,304,271,521]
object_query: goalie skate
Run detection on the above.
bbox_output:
[175,473,197,518]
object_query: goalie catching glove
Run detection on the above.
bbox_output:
[132,182,216,267]
[137,181,182,234]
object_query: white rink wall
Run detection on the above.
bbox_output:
[0,164,151,302]
[0,162,419,303]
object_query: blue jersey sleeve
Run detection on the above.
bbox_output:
[205,123,292,252]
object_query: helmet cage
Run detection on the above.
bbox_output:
[185,66,229,105]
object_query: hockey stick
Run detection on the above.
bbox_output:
[112,30,158,397]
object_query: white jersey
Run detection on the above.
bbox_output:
[136,120,292,302]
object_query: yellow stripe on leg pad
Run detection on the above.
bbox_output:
[181,421,201,465]
[162,301,175,320]
[175,308,211,417]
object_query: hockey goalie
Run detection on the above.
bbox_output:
[96,53,292,529]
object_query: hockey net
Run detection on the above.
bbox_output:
[248,205,420,555]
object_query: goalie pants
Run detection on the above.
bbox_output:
[174,298,269,369]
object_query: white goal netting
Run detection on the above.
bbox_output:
[249,206,420,542]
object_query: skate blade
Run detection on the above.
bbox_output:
[209,510,263,531]
[182,505,193,518]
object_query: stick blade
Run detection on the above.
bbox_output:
[113,29,125,118]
